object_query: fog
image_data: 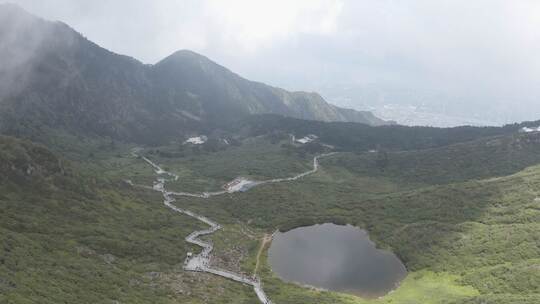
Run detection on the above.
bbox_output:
[5,0,540,126]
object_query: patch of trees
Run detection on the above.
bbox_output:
[236,114,539,152]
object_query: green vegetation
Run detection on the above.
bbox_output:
[258,262,479,304]
[157,133,539,303]
[237,114,540,152]
[3,5,539,304]
[1,128,539,303]
[1,5,388,146]
[0,136,258,303]
[326,132,540,187]
[146,137,313,192]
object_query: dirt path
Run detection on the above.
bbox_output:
[254,234,273,277]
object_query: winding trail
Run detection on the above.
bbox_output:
[129,149,336,304]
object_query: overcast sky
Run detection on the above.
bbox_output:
[6,0,540,124]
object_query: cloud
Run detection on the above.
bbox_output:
[5,0,540,123]
[200,0,343,52]
[7,0,343,61]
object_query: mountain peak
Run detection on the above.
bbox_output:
[169,49,206,58]
[0,8,390,143]
[154,49,233,82]
[156,49,217,68]
[0,2,74,43]
[0,2,27,13]
[0,2,40,24]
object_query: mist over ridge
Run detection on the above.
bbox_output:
[7,0,540,126]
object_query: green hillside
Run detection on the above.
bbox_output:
[1,4,538,304]
[0,136,256,303]
[152,132,540,304]
[2,129,538,303]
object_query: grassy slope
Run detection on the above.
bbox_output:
[166,133,540,304]
[0,136,260,303]
[242,163,540,304]
[144,137,313,193]
[327,133,540,186]
[2,131,539,303]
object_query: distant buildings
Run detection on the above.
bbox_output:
[223,177,258,192]
[184,135,208,145]
[520,126,540,133]
[295,134,318,144]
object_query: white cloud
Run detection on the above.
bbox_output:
[198,0,343,52]
[5,0,540,123]
[9,0,344,59]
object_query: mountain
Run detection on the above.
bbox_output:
[0,4,389,144]
[5,5,538,303]
[150,50,388,126]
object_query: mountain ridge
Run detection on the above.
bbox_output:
[0,4,390,144]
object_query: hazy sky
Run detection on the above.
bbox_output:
[5,0,540,124]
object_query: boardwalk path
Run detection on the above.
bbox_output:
[129,149,336,304]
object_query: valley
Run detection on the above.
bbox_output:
[129,144,337,304]
[1,128,540,303]
[1,4,539,304]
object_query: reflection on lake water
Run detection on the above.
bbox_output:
[268,223,407,298]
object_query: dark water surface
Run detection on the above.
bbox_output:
[268,223,407,298]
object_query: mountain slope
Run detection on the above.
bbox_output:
[0,4,388,144]
[0,135,254,303]
[0,4,158,141]
[150,50,387,125]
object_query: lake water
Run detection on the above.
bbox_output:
[268,223,407,298]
